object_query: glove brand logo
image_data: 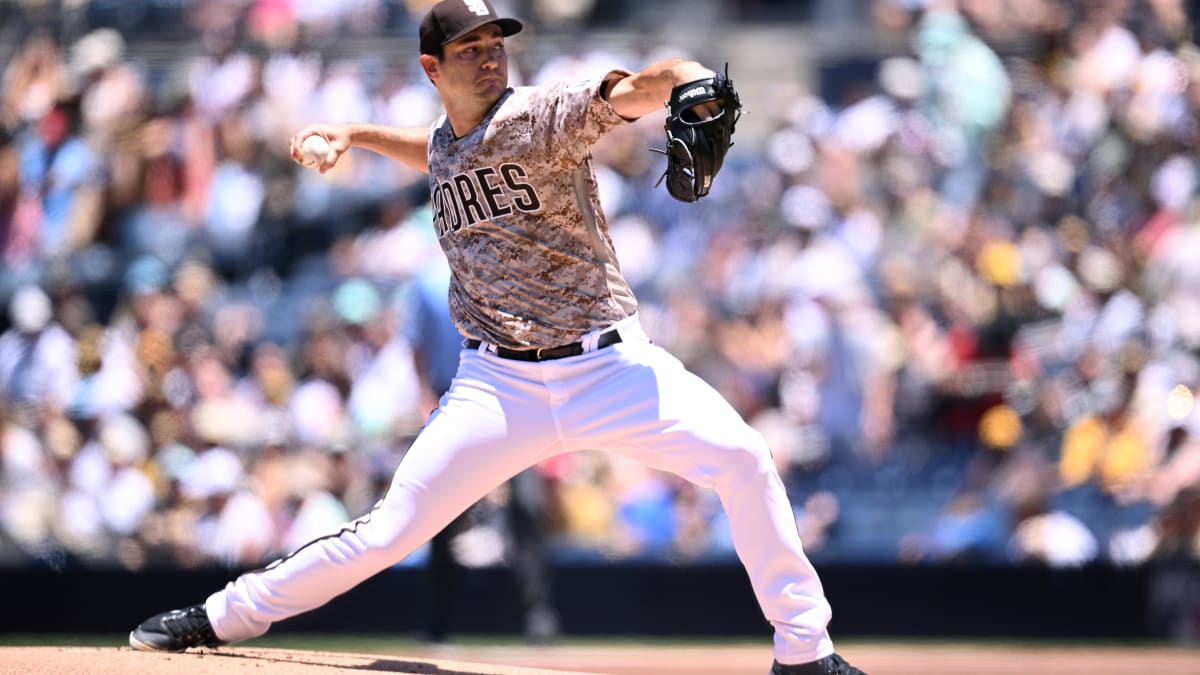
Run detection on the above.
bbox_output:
[679,86,707,101]
[463,0,491,16]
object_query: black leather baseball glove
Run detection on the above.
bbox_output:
[654,65,743,203]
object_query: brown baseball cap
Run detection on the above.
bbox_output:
[419,0,524,55]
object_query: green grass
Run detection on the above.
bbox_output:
[0,635,126,648]
[0,633,764,651]
[0,634,1189,652]
[0,634,427,651]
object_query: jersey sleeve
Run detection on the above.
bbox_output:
[527,69,632,167]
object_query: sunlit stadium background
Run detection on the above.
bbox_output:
[2,0,1200,650]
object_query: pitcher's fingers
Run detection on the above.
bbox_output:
[690,100,723,121]
[289,134,309,163]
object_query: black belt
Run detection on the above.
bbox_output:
[466,329,622,362]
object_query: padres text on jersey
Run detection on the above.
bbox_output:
[431,163,542,236]
[427,73,638,349]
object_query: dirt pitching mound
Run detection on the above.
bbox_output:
[0,646,594,675]
[4,642,1200,675]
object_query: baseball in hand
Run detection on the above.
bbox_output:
[300,134,331,168]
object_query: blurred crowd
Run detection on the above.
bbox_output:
[3,0,1200,576]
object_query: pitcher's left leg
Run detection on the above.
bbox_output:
[206,353,562,643]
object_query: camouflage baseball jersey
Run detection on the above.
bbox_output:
[427,72,638,349]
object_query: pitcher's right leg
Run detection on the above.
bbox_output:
[558,341,836,666]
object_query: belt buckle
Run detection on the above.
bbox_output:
[535,346,547,361]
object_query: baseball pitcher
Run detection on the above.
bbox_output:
[128,2,866,673]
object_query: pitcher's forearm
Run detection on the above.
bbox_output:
[348,124,431,173]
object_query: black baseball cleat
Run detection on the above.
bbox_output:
[129,604,224,652]
[772,653,867,675]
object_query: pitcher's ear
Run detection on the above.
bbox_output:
[420,54,439,80]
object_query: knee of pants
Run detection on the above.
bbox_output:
[712,428,779,488]
[350,493,443,566]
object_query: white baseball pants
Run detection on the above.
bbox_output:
[206,314,835,665]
